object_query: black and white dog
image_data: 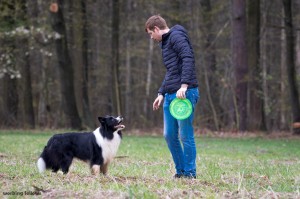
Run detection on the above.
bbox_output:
[37,115,125,175]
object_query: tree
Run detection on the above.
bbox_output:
[282,0,300,135]
[145,38,153,118]
[111,0,122,115]
[124,0,133,121]
[247,0,266,131]
[16,37,35,129]
[0,38,19,127]
[1,0,300,132]
[50,1,82,130]
[200,0,220,130]
[231,0,248,131]
[80,0,93,128]
[0,1,21,127]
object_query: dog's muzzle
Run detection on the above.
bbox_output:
[115,116,125,129]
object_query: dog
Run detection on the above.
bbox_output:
[37,115,125,175]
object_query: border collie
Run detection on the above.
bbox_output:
[37,115,125,175]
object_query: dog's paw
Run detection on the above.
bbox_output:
[91,165,100,175]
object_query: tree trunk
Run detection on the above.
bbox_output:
[81,0,93,128]
[296,1,300,72]
[50,1,82,129]
[13,0,35,129]
[0,3,19,127]
[2,76,19,127]
[282,0,300,135]
[16,38,35,128]
[246,0,266,131]
[125,39,131,120]
[144,38,153,117]
[261,1,270,131]
[280,7,287,130]
[125,0,132,121]
[111,0,122,116]
[200,0,220,131]
[26,0,45,127]
[231,0,248,131]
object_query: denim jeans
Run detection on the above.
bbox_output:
[163,88,199,177]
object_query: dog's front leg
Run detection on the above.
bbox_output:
[91,165,100,175]
[100,163,109,175]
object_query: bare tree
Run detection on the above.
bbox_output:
[16,38,35,129]
[80,0,93,127]
[200,0,220,131]
[231,0,248,131]
[1,0,300,132]
[280,5,287,130]
[15,0,35,128]
[0,1,21,127]
[144,38,153,117]
[50,1,82,129]
[111,0,122,115]
[247,0,266,131]
[282,0,300,134]
[125,0,133,121]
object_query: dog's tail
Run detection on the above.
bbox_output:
[37,157,46,173]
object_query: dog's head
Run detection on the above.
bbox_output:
[98,115,125,131]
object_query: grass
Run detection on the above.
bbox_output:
[0,130,299,198]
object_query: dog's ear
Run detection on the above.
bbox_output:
[98,117,105,124]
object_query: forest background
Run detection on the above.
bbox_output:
[0,0,300,134]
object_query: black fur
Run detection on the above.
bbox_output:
[37,115,124,174]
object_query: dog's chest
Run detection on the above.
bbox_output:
[93,129,121,163]
[102,134,121,163]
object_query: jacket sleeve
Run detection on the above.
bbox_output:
[158,75,166,95]
[170,31,195,85]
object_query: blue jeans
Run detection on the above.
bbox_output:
[163,88,199,177]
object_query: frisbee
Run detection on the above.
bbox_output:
[169,98,193,120]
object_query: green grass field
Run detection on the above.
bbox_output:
[0,130,299,198]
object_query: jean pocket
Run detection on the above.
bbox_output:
[187,89,199,105]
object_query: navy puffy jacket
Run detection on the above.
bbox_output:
[158,25,198,95]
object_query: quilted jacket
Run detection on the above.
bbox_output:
[158,25,198,95]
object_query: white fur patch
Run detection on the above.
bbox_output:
[93,128,122,164]
[37,157,46,173]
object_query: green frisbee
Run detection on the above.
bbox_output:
[169,98,193,120]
